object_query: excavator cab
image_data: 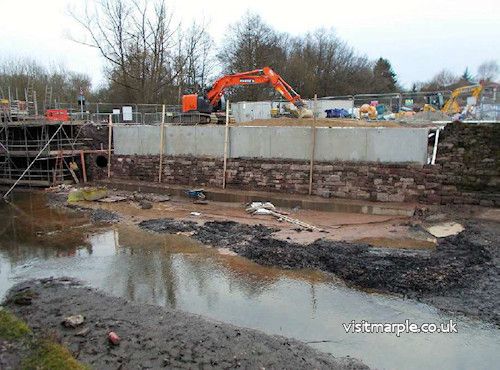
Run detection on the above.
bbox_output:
[182,94,212,114]
[182,94,226,115]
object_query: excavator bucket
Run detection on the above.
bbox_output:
[297,107,314,119]
[283,103,314,119]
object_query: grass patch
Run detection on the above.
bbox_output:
[0,308,87,370]
[22,340,88,370]
[0,308,31,340]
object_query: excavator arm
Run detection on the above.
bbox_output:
[206,67,308,110]
[180,66,313,122]
[442,84,483,115]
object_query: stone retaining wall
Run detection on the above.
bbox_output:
[88,122,500,206]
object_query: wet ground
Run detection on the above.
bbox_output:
[1,192,499,369]
[5,278,363,370]
[138,218,500,325]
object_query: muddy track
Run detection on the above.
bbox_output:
[4,279,367,370]
[139,219,500,326]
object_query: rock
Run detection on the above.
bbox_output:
[132,192,144,201]
[62,315,85,328]
[145,194,170,203]
[98,195,128,203]
[425,222,464,238]
[138,200,153,209]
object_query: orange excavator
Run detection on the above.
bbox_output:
[179,67,313,124]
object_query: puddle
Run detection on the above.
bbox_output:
[355,237,437,250]
[0,193,499,370]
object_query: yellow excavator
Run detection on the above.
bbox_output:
[424,83,483,115]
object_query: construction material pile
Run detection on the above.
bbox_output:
[398,111,450,124]
[238,118,401,127]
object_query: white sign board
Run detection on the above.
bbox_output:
[112,109,120,115]
[122,106,133,121]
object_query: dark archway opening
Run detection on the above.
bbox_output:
[95,155,108,168]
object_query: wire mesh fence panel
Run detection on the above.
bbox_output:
[353,94,402,113]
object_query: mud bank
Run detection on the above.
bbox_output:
[139,219,500,326]
[4,279,366,370]
[47,192,121,224]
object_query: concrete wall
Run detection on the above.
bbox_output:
[114,124,429,164]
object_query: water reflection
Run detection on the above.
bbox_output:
[0,193,499,370]
[90,224,326,312]
[0,193,92,263]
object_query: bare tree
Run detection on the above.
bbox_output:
[477,60,499,82]
[219,19,376,100]
[219,12,288,101]
[69,0,181,103]
[285,28,374,97]
[0,58,92,107]
[180,21,217,92]
[419,69,459,91]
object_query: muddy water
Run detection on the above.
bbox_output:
[0,193,498,370]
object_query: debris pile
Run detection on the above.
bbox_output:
[399,110,450,124]
[246,202,322,231]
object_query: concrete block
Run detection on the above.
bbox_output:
[366,128,428,164]
[315,128,367,161]
[113,125,139,155]
[165,126,195,156]
[230,126,271,158]
[270,127,311,159]
[195,126,225,156]
[138,125,161,155]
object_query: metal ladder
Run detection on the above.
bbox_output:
[24,77,38,116]
[44,85,53,111]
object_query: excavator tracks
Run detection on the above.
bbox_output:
[168,113,217,125]
[168,113,233,125]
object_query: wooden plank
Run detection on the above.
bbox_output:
[80,150,87,183]
[308,94,317,195]
[158,104,165,182]
[107,114,112,178]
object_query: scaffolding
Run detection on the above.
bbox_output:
[0,115,93,188]
[0,86,109,194]
[0,90,178,195]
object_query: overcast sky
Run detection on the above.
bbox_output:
[1,0,498,90]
